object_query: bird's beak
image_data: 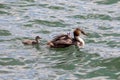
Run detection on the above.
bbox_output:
[81,30,87,36]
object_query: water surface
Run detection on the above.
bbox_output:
[0,0,120,80]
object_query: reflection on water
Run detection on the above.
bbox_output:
[0,0,120,80]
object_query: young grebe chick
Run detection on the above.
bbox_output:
[22,36,41,45]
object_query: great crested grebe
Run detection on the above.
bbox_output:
[47,28,87,48]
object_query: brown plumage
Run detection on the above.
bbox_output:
[74,28,87,37]
[22,36,41,45]
[47,33,72,48]
[47,28,87,48]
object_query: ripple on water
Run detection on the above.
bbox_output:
[0,0,120,80]
[96,0,120,5]
[0,30,11,36]
[0,11,10,15]
[98,26,113,30]
[48,6,65,10]
[0,3,11,15]
[29,19,67,27]
[70,14,112,20]
[0,3,8,8]
[0,58,24,66]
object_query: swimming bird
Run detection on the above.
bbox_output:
[47,28,87,48]
[22,36,41,45]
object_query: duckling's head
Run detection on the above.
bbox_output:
[73,28,87,37]
[35,36,41,40]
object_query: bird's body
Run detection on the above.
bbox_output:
[47,28,87,48]
[47,34,72,48]
[22,36,41,45]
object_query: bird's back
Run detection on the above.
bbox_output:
[50,34,73,48]
[22,40,35,45]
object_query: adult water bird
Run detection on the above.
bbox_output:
[47,28,87,48]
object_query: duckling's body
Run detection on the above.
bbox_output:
[47,28,87,48]
[22,36,41,45]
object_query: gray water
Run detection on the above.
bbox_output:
[0,0,120,80]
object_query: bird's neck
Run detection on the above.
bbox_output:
[74,36,80,41]
[35,39,39,43]
[74,36,85,47]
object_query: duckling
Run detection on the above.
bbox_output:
[47,28,87,48]
[22,36,41,45]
